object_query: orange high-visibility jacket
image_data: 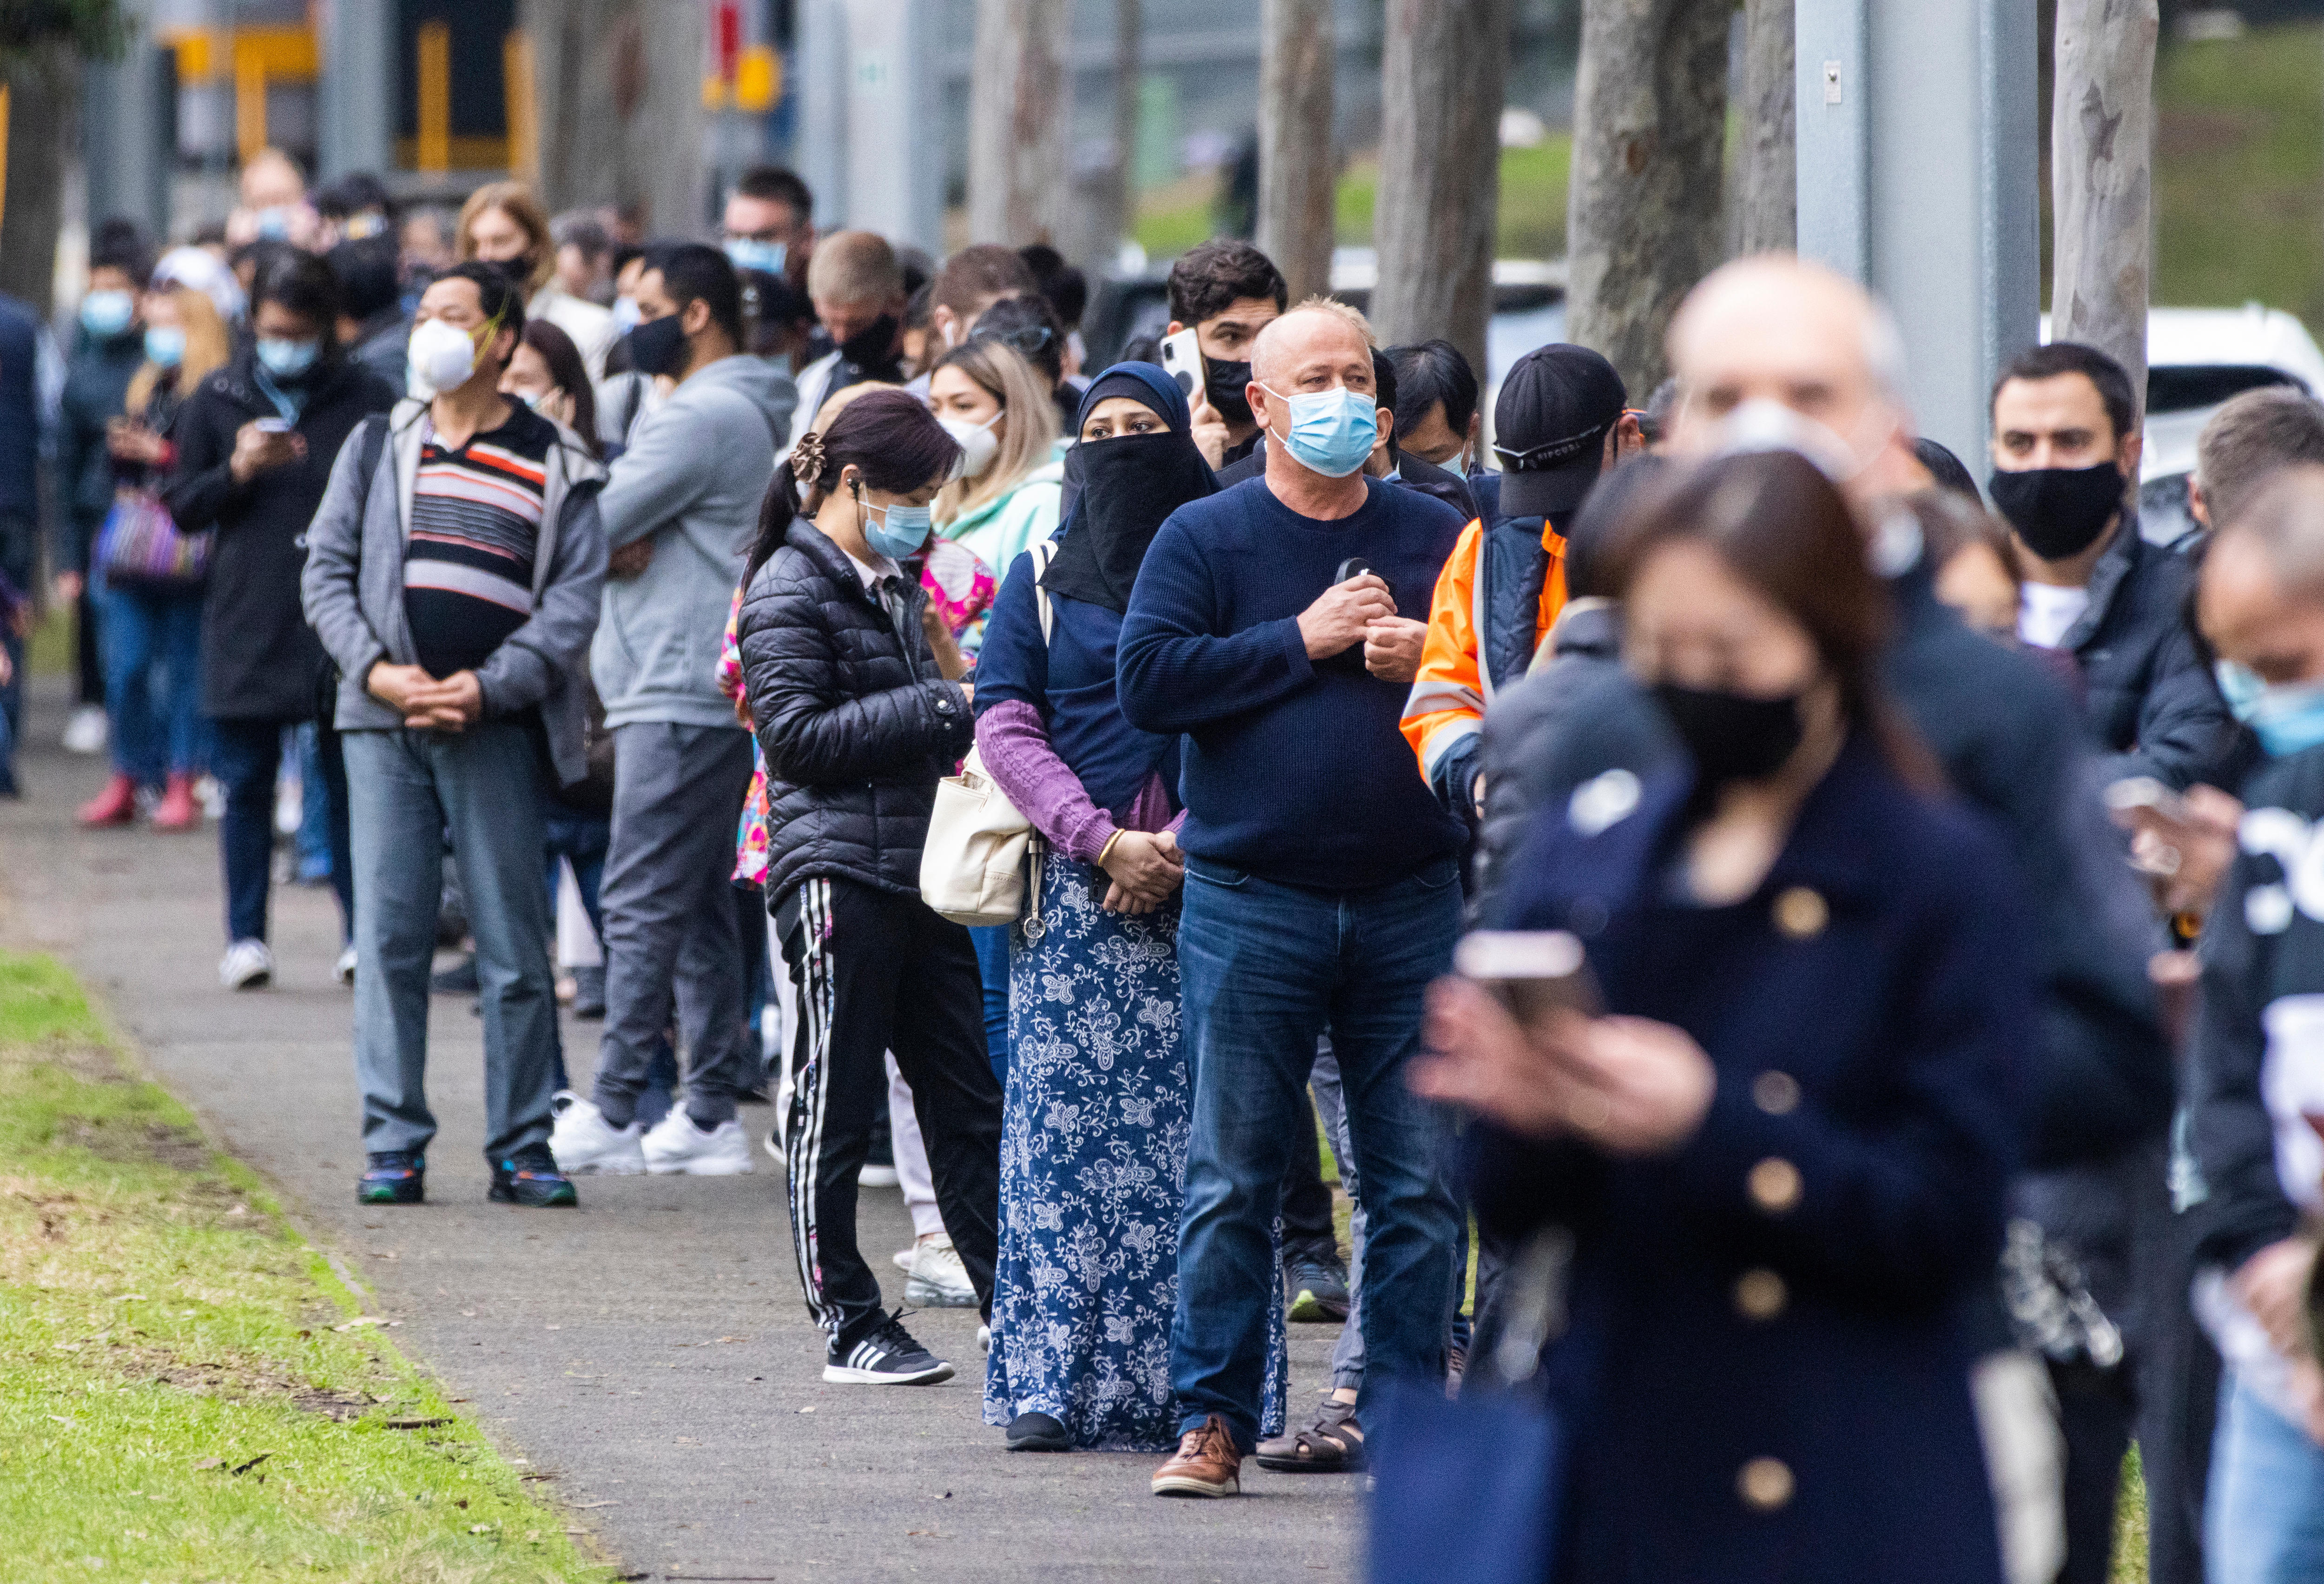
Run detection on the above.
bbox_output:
[1399,516,1568,810]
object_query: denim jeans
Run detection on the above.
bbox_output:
[1170,853,1463,1450]
[2207,1369,2324,1583]
[343,721,560,1163]
[209,716,352,945]
[542,809,610,939]
[98,581,204,783]
[970,922,1011,1086]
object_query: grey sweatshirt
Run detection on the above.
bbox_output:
[593,353,797,730]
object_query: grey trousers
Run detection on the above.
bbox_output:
[590,722,757,1128]
[1310,1053,1369,1390]
[345,722,559,1163]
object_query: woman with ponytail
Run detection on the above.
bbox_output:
[734,388,1004,1388]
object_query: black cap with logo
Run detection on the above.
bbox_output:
[1492,344,1628,520]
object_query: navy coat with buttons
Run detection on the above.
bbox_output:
[1470,738,2031,1584]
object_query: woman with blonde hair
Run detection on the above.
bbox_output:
[79,283,234,831]
[458,180,616,378]
[928,337,1061,626]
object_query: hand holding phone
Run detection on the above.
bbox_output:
[1454,931,1603,1029]
[1159,328,1206,410]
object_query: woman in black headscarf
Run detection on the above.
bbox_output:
[973,363,1286,1454]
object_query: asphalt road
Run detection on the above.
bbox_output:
[1,677,1361,1583]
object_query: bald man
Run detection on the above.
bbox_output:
[1118,302,1468,1498]
[2187,465,2324,1581]
[785,231,908,456]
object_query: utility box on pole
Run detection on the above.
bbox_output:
[1794,0,2040,473]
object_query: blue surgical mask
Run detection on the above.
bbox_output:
[80,289,135,339]
[725,238,787,276]
[256,337,321,379]
[862,499,934,561]
[143,325,186,368]
[2218,659,2324,757]
[256,206,294,241]
[611,296,642,335]
[1261,383,1379,479]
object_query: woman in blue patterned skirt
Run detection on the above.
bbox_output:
[971,364,1283,1452]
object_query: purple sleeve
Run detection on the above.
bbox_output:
[976,699,1120,864]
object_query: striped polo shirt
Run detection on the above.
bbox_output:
[402,405,555,678]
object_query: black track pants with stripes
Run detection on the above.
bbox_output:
[786,875,1002,1351]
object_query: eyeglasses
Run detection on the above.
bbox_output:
[972,323,1055,358]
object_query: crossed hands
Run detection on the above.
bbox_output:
[367,662,483,732]
[1099,828,1184,916]
[1296,574,1426,684]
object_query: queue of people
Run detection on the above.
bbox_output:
[29,139,2324,1584]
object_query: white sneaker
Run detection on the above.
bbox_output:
[762,1123,786,1168]
[547,1093,646,1175]
[196,775,225,820]
[219,939,274,990]
[640,1109,755,1175]
[61,705,107,755]
[858,1161,900,1188]
[892,1244,918,1273]
[333,945,357,987]
[905,1233,977,1307]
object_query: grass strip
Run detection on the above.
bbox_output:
[0,950,614,1583]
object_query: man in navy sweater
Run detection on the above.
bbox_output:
[1119,302,1468,1497]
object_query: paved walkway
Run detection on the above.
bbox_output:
[1,678,1360,1583]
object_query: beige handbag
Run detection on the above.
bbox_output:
[919,543,1055,933]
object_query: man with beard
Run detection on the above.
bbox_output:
[1164,240,1287,470]
[784,231,909,459]
[1989,342,2241,790]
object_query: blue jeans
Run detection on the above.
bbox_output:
[2207,1369,2324,1583]
[1170,853,1463,1450]
[209,716,352,945]
[98,581,204,783]
[970,922,1011,1086]
[344,721,560,1163]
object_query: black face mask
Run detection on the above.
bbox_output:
[1988,462,2126,561]
[1651,682,1806,790]
[839,313,900,371]
[1204,356,1254,425]
[624,313,688,379]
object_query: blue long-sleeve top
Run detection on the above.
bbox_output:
[1115,475,1466,890]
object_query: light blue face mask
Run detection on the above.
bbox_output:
[725,237,787,276]
[143,325,186,368]
[1261,383,1379,479]
[862,499,933,561]
[2218,658,2324,757]
[80,289,135,339]
[256,337,320,379]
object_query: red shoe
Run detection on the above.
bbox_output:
[77,772,139,828]
[151,773,201,831]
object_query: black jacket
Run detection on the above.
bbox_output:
[2065,521,2246,791]
[736,521,974,900]
[162,348,396,720]
[2188,743,2324,1274]
[54,330,145,572]
[1215,438,1480,523]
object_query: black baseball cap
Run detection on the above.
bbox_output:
[1492,344,1628,520]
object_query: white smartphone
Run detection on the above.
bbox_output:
[1159,328,1206,411]
[2105,776,2191,825]
[1455,931,1602,1029]
[254,417,292,436]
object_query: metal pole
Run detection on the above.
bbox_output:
[83,3,172,242]
[318,0,395,180]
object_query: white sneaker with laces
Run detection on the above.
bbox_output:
[905,1232,977,1307]
[640,1109,755,1175]
[61,705,107,755]
[333,945,357,987]
[547,1093,646,1175]
[219,939,274,990]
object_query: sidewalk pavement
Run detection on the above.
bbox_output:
[0,677,1361,1583]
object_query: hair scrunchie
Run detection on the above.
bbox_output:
[792,430,827,495]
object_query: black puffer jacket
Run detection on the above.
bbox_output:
[736,520,974,900]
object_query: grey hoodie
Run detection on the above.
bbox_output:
[593,353,796,730]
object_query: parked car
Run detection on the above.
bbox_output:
[2134,304,2324,543]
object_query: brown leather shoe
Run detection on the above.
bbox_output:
[1151,1412,1242,1498]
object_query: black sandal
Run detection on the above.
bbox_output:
[1254,1396,1366,1472]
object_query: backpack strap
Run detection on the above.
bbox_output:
[1029,539,1056,646]
[355,413,390,500]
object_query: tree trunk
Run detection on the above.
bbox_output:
[967,0,1067,246]
[1255,0,1334,306]
[1565,0,1730,397]
[0,57,72,317]
[1735,0,1795,255]
[1372,0,1511,376]
[1100,0,1141,264]
[521,0,705,235]
[2051,0,2156,421]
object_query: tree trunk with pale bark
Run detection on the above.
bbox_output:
[967,0,1067,246]
[2051,0,2157,420]
[1256,0,1335,305]
[1735,0,1795,255]
[521,0,706,235]
[1565,0,1730,396]
[0,58,72,317]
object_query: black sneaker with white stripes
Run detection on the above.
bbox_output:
[824,1309,955,1386]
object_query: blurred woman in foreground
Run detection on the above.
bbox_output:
[1415,449,2031,1584]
